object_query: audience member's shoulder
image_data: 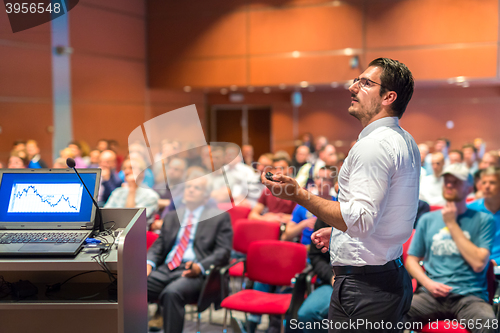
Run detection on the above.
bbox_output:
[203,205,230,220]
[466,199,483,211]
[466,208,494,223]
[418,210,443,223]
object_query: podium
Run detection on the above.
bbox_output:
[0,208,148,333]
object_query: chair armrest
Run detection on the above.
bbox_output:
[219,257,246,276]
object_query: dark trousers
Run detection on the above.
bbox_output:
[147,264,205,333]
[406,288,498,333]
[328,266,413,332]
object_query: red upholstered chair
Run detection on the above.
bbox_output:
[217,202,233,211]
[415,260,497,333]
[228,220,281,278]
[429,205,444,212]
[221,240,307,333]
[466,197,476,204]
[227,206,251,228]
[146,231,159,250]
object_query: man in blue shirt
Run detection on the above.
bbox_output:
[281,166,337,245]
[405,164,497,333]
[468,166,500,265]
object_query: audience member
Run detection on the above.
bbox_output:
[122,151,155,188]
[12,140,26,152]
[297,218,335,333]
[296,144,336,189]
[418,143,429,178]
[301,133,314,153]
[96,139,109,152]
[472,169,485,200]
[153,140,178,178]
[104,158,159,219]
[222,145,255,204]
[242,144,254,167]
[423,138,449,174]
[184,143,202,168]
[448,149,463,165]
[154,157,188,210]
[108,139,124,171]
[248,156,296,223]
[468,166,500,265]
[53,157,67,168]
[146,173,232,333]
[420,152,446,206]
[479,151,500,169]
[281,166,337,245]
[245,153,273,208]
[273,150,292,162]
[26,140,48,168]
[88,149,101,168]
[68,141,89,168]
[405,164,496,333]
[463,143,479,174]
[59,147,74,161]
[291,145,310,177]
[309,136,328,164]
[210,146,230,203]
[98,150,122,206]
[474,138,486,160]
[8,150,28,168]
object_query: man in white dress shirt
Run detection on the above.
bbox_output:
[262,58,419,332]
[419,152,446,206]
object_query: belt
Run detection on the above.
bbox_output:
[332,257,403,276]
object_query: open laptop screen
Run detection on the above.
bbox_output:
[0,169,100,228]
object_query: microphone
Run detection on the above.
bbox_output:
[66,158,104,234]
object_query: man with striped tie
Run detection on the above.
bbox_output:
[146,171,233,333]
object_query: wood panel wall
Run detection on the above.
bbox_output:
[148,0,499,88]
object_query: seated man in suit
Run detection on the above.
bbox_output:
[146,171,233,333]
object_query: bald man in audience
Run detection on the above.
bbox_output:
[420,152,446,206]
[98,150,122,206]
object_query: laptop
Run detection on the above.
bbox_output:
[0,168,101,257]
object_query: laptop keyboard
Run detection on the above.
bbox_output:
[0,232,88,244]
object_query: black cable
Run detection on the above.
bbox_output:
[45,270,109,292]
[0,276,11,298]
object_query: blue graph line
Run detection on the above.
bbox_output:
[13,185,79,211]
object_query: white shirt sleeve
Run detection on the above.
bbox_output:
[339,138,394,239]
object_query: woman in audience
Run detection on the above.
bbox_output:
[8,150,28,168]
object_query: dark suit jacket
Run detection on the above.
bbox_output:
[147,205,233,271]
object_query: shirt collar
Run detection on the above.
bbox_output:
[184,205,205,225]
[358,117,399,141]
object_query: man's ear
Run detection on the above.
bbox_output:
[382,91,397,107]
